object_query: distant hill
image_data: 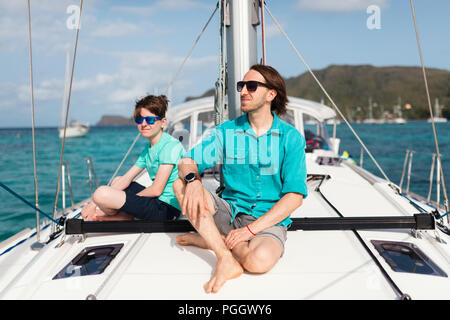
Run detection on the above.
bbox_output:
[285,65,449,120]
[185,65,449,120]
[96,115,134,126]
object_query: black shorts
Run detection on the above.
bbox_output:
[119,182,180,221]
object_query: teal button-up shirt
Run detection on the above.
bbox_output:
[184,112,307,227]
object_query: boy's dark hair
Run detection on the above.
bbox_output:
[134,95,169,119]
[250,64,288,115]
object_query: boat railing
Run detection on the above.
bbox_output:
[59,157,97,212]
[61,162,74,210]
[86,157,98,196]
[359,148,446,210]
[398,149,446,205]
[358,147,446,203]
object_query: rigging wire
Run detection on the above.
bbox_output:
[215,0,226,126]
[315,176,411,300]
[107,133,141,186]
[165,3,219,96]
[0,182,61,225]
[409,0,449,216]
[260,0,266,65]
[26,0,41,241]
[264,4,393,185]
[51,0,83,233]
[107,3,219,184]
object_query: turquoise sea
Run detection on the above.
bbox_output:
[0,122,449,242]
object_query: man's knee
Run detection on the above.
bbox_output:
[241,243,281,274]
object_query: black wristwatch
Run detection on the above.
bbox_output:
[184,172,201,184]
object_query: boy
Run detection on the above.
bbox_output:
[82,95,184,221]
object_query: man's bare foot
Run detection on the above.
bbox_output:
[204,253,243,293]
[175,233,209,249]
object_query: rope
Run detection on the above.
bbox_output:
[26,0,41,241]
[438,211,450,220]
[107,3,219,185]
[164,2,218,95]
[264,4,393,184]
[52,0,83,232]
[315,176,410,300]
[107,133,141,186]
[0,182,61,225]
[409,0,449,212]
[215,0,226,126]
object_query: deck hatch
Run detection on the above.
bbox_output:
[371,240,447,277]
[53,243,124,280]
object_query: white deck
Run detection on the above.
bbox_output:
[1,152,450,300]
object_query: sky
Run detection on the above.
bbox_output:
[0,0,448,128]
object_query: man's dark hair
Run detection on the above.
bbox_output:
[250,64,288,115]
[134,94,169,119]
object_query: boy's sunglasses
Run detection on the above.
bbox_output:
[135,116,162,125]
[236,80,272,92]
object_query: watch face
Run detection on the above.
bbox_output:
[185,173,195,181]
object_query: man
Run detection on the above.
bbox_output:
[173,64,307,293]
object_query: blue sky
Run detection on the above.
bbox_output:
[0,0,448,128]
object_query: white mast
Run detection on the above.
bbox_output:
[225,0,259,119]
[60,46,70,129]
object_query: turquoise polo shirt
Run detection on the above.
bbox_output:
[184,112,307,227]
[135,132,185,211]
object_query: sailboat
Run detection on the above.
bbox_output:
[58,46,89,139]
[427,98,447,123]
[362,97,377,124]
[1,0,449,301]
[392,97,407,124]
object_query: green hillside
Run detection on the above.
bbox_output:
[285,65,449,120]
[187,65,449,120]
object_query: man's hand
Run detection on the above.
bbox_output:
[225,226,254,250]
[182,180,210,225]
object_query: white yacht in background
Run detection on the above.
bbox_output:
[58,47,89,139]
[0,0,449,301]
[58,120,90,139]
[392,100,407,124]
[428,98,447,123]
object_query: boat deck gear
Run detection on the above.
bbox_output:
[64,214,434,235]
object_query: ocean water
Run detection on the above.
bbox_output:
[0,122,449,242]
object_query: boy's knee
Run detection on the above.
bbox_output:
[93,186,110,205]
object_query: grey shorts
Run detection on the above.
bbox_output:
[208,190,287,255]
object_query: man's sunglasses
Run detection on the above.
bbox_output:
[135,116,162,125]
[236,80,272,92]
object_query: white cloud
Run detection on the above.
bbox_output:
[262,22,285,39]
[0,0,219,126]
[297,0,388,12]
[155,0,210,10]
[90,20,139,38]
[110,0,210,16]
[17,79,63,103]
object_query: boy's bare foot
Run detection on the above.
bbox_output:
[81,202,97,220]
[204,253,243,293]
[93,211,133,221]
